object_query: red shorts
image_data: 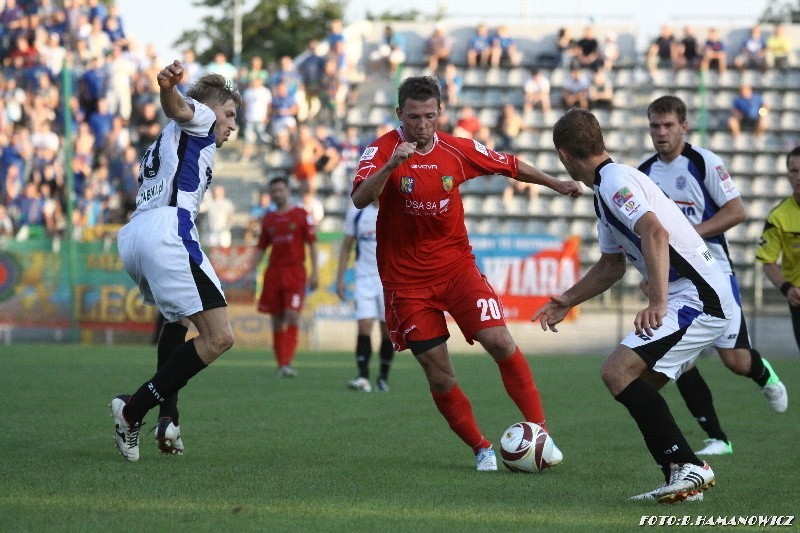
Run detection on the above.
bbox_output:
[384,264,507,352]
[293,162,317,180]
[258,265,306,314]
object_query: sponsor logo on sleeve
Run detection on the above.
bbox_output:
[473,139,488,156]
[612,187,642,219]
[360,146,378,161]
[399,176,415,194]
[612,187,633,207]
[715,165,730,181]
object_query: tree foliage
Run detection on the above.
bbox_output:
[173,0,345,66]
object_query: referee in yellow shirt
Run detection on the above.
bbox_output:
[756,146,800,352]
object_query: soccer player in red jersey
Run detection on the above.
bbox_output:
[256,176,319,377]
[351,76,582,470]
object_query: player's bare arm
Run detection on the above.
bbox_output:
[533,252,626,331]
[307,241,320,291]
[693,196,745,238]
[633,212,670,336]
[763,262,800,306]
[352,142,415,208]
[335,235,356,300]
[158,60,194,123]
[515,160,583,197]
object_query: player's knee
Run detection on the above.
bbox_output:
[210,327,235,355]
[719,348,749,375]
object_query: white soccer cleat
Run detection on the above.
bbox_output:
[695,438,732,456]
[656,462,715,504]
[347,377,372,392]
[760,360,788,413]
[277,365,297,378]
[110,395,142,462]
[549,440,564,466]
[375,378,390,392]
[630,484,703,502]
[156,417,184,455]
[475,446,498,471]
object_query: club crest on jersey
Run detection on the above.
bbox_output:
[442,175,454,192]
[399,176,415,193]
[676,175,687,190]
[612,187,633,207]
[715,165,730,181]
[360,147,378,161]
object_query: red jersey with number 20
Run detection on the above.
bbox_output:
[353,128,519,290]
[257,206,316,268]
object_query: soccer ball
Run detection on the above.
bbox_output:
[499,422,556,473]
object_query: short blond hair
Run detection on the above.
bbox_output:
[186,73,242,108]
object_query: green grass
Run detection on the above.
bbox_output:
[1,345,798,532]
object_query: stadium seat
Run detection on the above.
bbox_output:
[482,196,504,215]
[525,219,547,235]
[463,195,482,215]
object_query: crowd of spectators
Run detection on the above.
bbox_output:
[1,2,796,247]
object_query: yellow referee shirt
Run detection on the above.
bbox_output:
[756,196,800,285]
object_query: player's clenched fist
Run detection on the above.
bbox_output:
[157,60,184,90]
[389,142,416,168]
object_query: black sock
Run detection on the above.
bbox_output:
[124,339,207,424]
[614,378,702,468]
[676,366,728,443]
[157,322,188,424]
[745,349,770,387]
[356,334,371,379]
[378,338,394,381]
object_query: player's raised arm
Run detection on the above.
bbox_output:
[158,60,194,123]
[515,159,583,197]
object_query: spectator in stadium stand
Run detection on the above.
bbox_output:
[556,27,578,69]
[107,43,136,121]
[523,68,552,114]
[314,123,342,181]
[0,204,14,239]
[467,23,493,68]
[369,25,406,74]
[646,25,675,75]
[588,69,614,110]
[453,105,482,139]
[269,81,299,138]
[438,63,463,107]
[242,55,269,85]
[494,102,525,153]
[601,31,619,71]
[561,66,590,110]
[766,24,791,72]
[673,26,702,71]
[297,39,326,122]
[539,108,731,503]
[320,55,348,126]
[135,100,161,154]
[178,49,203,92]
[327,18,345,50]
[205,52,237,80]
[88,97,114,150]
[734,24,768,72]
[728,83,768,139]
[639,95,787,459]
[111,62,241,462]
[241,76,272,163]
[86,16,111,61]
[489,25,522,68]
[575,26,603,71]
[352,76,581,472]
[701,27,728,74]
[244,189,273,245]
[199,184,235,248]
[336,197,395,393]
[334,126,363,196]
[756,146,800,353]
[40,32,67,77]
[425,25,453,74]
[255,176,319,378]
[78,55,107,116]
[298,178,324,226]
[292,124,324,194]
[7,34,39,69]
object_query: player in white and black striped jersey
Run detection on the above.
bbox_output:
[336,198,395,392]
[536,109,737,504]
[639,96,787,456]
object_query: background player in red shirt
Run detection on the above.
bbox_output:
[351,76,582,470]
[256,176,319,377]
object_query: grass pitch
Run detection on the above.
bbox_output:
[1,344,797,532]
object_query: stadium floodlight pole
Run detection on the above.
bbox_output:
[233,0,242,68]
[61,53,79,343]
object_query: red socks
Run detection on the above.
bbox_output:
[285,324,299,364]
[497,347,547,429]
[431,384,490,453]
[273,326,299,367]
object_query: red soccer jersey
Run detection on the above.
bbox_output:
[353,128,519,290]
[257,206,316,268]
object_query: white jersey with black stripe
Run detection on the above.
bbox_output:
[593,159,735,319]
[343,204,379,279]
[638,143,740,275]
[132,97,217,224]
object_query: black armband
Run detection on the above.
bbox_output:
[781,282,793,296]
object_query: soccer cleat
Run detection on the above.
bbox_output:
[630,485,703,502]
[696,438,732,456]
[375,378,390,392]
[656,462,715,505]
[347,377,372,392]
[549,440,564,466]
[155,417,184,455]
[277,365,297,378]
[760,359,788,413]
[110,395,142,462]
[475,446,498,471]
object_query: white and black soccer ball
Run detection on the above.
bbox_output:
[499,422,556,473]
